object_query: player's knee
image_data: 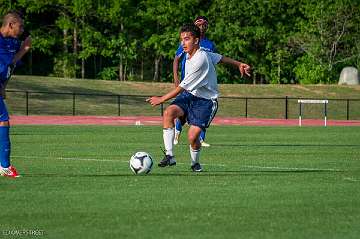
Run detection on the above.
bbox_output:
[0,121,9,126]
[163,108,177,120]
[187,132,199,145]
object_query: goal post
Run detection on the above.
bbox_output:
[298,99,329,126]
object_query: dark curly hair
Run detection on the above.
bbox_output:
[180,23,200,39]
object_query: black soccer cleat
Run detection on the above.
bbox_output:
[158,155,176,167]
[190,163,203,172]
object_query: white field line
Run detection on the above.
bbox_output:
[13,155,124,163]
[242,165,341,172]
[343,177,360,182]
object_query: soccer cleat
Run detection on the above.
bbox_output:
[200,140,210,147]
[0,165,20,178]
[173,131,181,145]
[191,163,203,172]
[158,155,176,167]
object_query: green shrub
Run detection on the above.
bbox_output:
[97,67,118,81]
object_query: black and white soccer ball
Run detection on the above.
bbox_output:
[129,152,153,175]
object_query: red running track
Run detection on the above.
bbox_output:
[9,115,360,126]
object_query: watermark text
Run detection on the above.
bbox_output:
[2,229,45,237]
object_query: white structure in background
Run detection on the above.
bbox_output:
[338,67,359,85]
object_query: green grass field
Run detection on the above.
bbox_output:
[1,125,360,239]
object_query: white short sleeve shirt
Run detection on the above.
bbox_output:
[179,48,222,99]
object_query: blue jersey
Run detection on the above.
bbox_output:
[0,34,20,122]
[175,37,216,81]
[0,33,21,82]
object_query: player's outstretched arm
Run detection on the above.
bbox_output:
[146,86,184,106]
[220,56,251,77]
[12,36,32,64]
[173,56,181,87]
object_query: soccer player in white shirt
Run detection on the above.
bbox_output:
[147,23,250,172]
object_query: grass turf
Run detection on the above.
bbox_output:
[1,125,360,239]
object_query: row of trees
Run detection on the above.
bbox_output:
[1,0,359,84]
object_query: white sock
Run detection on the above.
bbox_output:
[0,167,11,175]
[163,128,174,156]
[189,145,201,165]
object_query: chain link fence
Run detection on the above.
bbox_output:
[5,90,360,120]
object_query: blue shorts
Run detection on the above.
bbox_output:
[0,96,9,122]
[171,91,218,129]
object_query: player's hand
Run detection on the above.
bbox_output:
[239,63,251,77]
[22,36,32,52]
[146,96,163,106]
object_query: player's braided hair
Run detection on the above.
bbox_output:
[180,23,200,39]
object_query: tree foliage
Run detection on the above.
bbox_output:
[2,0,359,84]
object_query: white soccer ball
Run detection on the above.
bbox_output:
[129,152,153,175]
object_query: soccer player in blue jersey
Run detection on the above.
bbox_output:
[173,16,215,147]
[0,11,32,178]
[147,23,250,172]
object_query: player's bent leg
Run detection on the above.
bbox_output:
[159,105,184,168]
[174,118,182,145]
[188,126,203,172]
[199,130,206,141]
[199,130,210,147]
[175,118,183,132]
[0,121,19,178]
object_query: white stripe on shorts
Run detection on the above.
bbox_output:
[206,99,218,127]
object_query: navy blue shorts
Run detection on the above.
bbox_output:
[171,91,218,129]
[0,96,9,122]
